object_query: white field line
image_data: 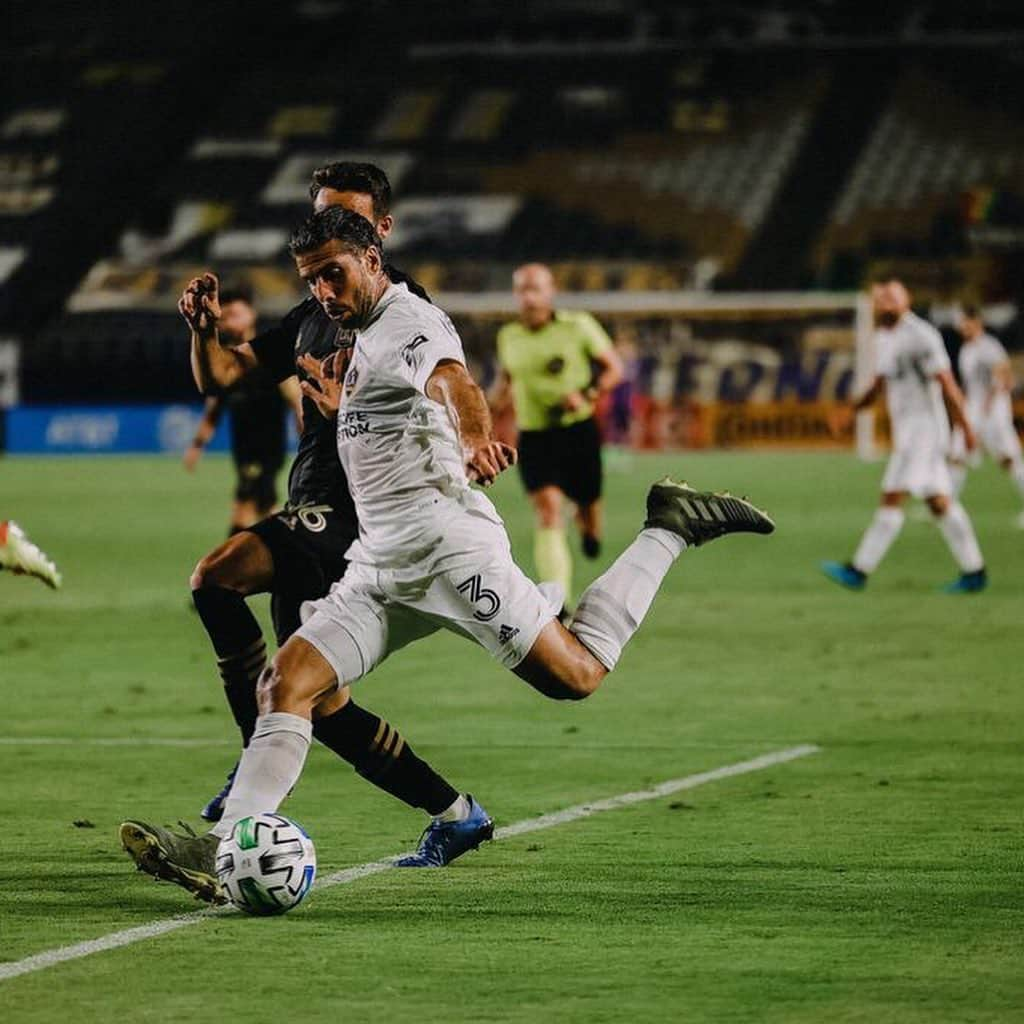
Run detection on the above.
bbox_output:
[0,744,819,983]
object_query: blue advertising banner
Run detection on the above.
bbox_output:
[5,405,299,454]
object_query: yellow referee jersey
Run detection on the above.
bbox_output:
[496,310,613,431]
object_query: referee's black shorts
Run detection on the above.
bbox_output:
[517,417,603,506]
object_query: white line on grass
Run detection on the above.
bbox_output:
[0,744,819,983]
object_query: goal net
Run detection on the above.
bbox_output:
[443,290,876,457]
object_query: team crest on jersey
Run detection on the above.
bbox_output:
[344,365,359,395]
[401,334,430,371]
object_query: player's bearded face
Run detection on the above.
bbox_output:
[297,243,383,329]
[872,283,909,327]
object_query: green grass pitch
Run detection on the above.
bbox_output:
[1,450,1022,1022]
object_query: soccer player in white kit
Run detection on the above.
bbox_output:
[822,278,987,593]
[119,208,775,902]
[948,307,1024,526]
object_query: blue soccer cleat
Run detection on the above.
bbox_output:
[942,568,987,594]
[821,560,867,591]
[200,762,238,823]
[394,795,494,868]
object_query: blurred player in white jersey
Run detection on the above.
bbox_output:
[948,306,1024,526]
[822,278,987,593]
[120,208,775,902]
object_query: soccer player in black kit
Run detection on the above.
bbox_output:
[182,288,300,534]
[129,165,491,886]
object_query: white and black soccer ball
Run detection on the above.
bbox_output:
[215,812,316,916]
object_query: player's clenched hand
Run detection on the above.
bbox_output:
[464,439,517,487]
[826,403,854,439]
[297,352,341,417]
[178,273,222,339]
[182,443,202,472]
[962,422,978,452]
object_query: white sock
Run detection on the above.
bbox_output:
[851,507,904,574]
[1009,459,1024,499]
[935,501,984,573]
[949,463,967,497]
[211,712,312,838]
[435,794,470,823]
[570,528,685,670]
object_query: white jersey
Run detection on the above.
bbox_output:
[875,311,951,449]
[336,282,501,568]
[958,332,1011,422]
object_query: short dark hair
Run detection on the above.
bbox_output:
[961,304,982,320]
[308,161,392,218]
[288,206,383,259]
[219,284,253,307]
[871,273,903,286]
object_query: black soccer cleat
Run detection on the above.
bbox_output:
[120,819,226,905]
[644,477,774,547]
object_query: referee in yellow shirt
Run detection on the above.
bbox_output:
[493,263,623,609]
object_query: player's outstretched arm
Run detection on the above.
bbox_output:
[426,361,517,486]
[181,273,258,394]
[183,396,223,471]
[938,370,976,450]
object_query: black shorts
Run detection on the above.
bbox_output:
[517,417,603,506]
[234,459,280,509]
[245,504,357,646]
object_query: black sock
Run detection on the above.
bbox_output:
[313,700,459,816]
[192,585,265,746]
[582,534,601,559]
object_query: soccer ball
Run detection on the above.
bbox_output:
[215,812,316,916]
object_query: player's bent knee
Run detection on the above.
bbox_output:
[190,547,240,591]
[258,637,340,715]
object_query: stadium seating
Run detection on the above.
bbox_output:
[3,2,1022,404]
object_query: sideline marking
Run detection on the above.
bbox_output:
[0,744,819,982]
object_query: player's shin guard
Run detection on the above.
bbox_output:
[570,528,685,670]
[192,586,264,745]
[935,501,984,573]
[313,701,459,816]
[210,712,311,838]
[534,527,573,606]
[851,507,905,575]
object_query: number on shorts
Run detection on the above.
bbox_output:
[297,504,331,533]
[457,573,502,621]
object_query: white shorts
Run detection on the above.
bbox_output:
[881,444,952,498]
[950,417,1022,466]
[295,512,559,685]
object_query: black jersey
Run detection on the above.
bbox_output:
[225,364,286,467]
[248,265,429,516]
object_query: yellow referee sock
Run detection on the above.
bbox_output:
[534,526,573,607]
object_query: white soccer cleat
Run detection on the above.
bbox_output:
[0,521,62,589]
[1016,510,1024,530]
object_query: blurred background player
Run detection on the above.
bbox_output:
[181,164,489,867]
[182,287,301,535]
[822,278,987,593]
[0,521,61,588]
[949,306,1024,526]
[492,264,622,609]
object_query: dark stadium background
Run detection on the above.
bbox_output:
[1,0,1022,445]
